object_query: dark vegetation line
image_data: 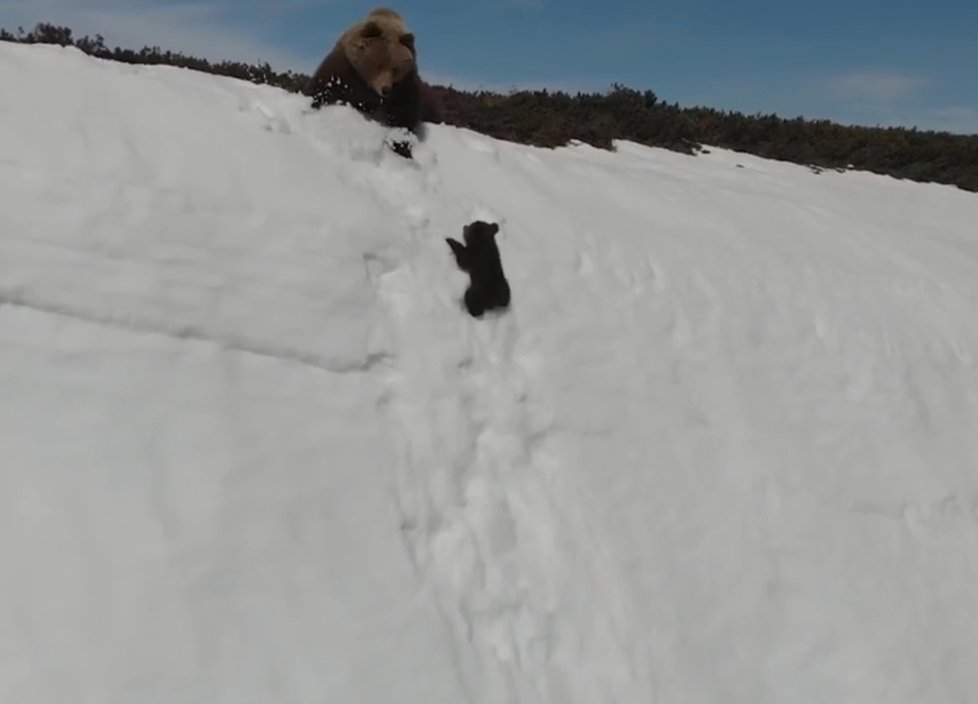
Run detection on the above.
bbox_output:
[4,23,977,193]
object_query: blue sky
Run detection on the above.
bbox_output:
[2,0,976,134]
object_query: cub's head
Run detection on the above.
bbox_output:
[462,221,500,249]
[342,7,417,97]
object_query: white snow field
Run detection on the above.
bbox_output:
[2,41,978,704]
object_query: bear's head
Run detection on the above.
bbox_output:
[462,221,500,248]
[342,7,417,97]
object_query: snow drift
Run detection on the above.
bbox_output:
[2,42,978,704]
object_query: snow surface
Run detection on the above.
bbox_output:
[3,42,978,704]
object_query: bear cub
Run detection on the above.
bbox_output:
[446,221,511,318]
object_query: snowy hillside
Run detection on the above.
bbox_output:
[3,41,978,704]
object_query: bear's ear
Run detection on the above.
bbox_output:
[399,32,415,49]
[361,21,383,38]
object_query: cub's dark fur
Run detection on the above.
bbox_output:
[445,220,511,318]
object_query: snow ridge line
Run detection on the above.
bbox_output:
[0,287,388,374]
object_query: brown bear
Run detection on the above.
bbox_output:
[302,7,443,158]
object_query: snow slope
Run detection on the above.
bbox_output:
[3,42,978,704]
